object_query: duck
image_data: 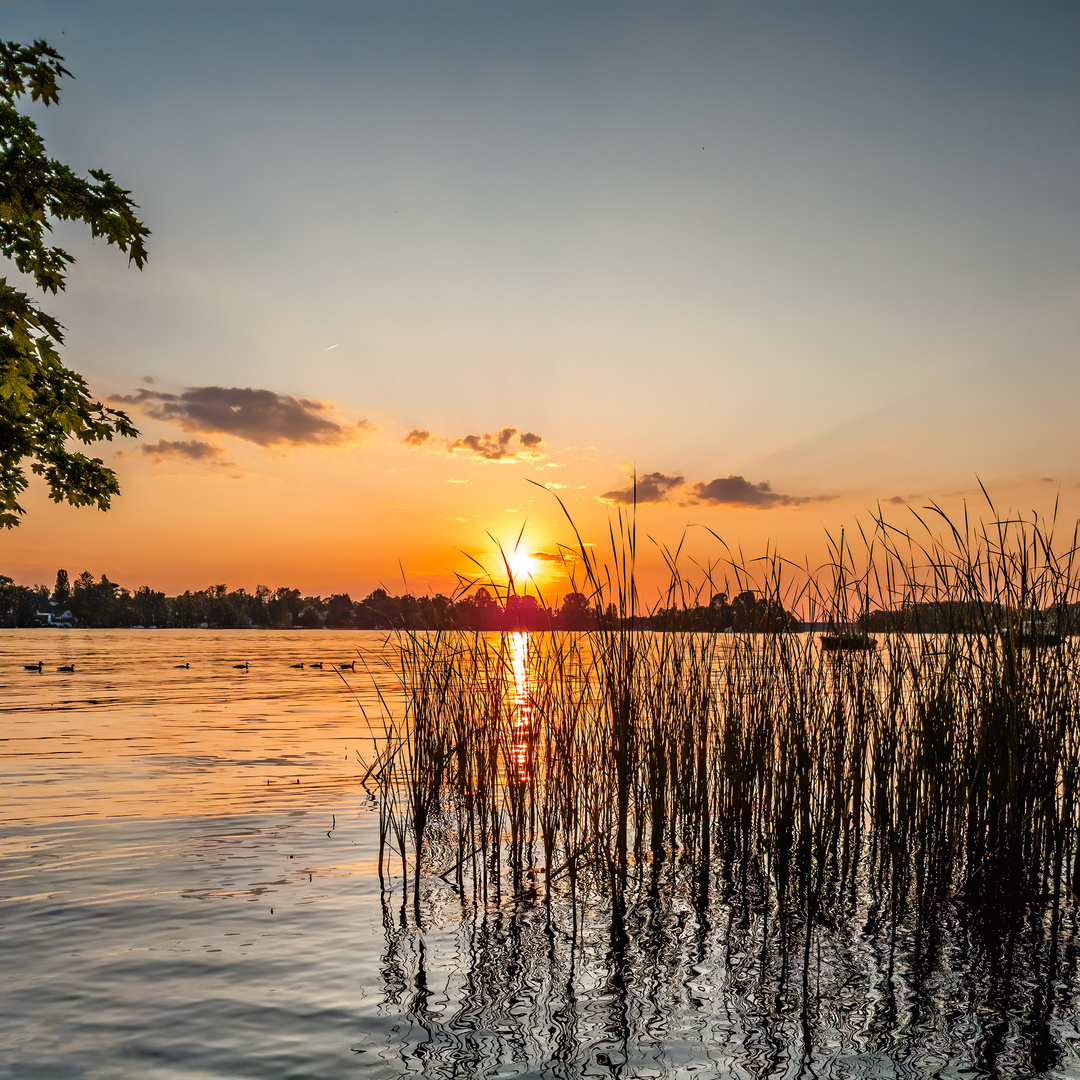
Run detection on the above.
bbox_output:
[174,662,189,669]
[289,662,304,669]
[338,661,356,671]
[233,661,249,670]
[309,662,324,669]
[24,661,43,672]
[57,663,75,673]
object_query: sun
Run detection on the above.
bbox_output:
[505,548,540,584]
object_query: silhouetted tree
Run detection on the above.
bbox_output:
[505,593,549,631]
[70,572,120,627]
[295,597,324,629]
[555,591,594,630]
[708,591,732,630]
[268,587,301,629]
[326,593,355,628]
[131,585,165,627]
[53,568,70,605]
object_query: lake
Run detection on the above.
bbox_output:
[3,629,1080,1079]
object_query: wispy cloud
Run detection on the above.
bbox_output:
[448,427,545,462]
[143,438,224,461]
[114,386,372,447]
[141,438,237,470]
[532,548,578,564]
[601,471,684,505]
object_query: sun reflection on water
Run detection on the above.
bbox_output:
[509,630,531,785]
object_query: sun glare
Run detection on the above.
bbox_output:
[505,549,540,584]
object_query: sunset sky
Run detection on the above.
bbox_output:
[3,1,1078,602]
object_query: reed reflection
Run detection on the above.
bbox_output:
[376,825,1080,1078]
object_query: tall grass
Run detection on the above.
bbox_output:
[362,497,1080,1066]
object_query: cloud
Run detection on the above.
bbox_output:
[601,471,684,505]
[142,438,224,462]
[448,427,546,462]
[691,475,811,507]
[885,495,906,505]
[599,468,828,509]
[532,549,579,564]
[141,438,237,470]
[113,386,371,447]
[402,428,432,447]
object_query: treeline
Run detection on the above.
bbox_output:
[2,569,597,630]
[9,569,1079,633]
[4,569,804,632]
[862,600,1080,634]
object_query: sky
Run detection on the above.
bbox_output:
[3,0,1079,602]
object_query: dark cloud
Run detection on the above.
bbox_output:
[885,495,906,505]
[601,468,826,509]
[692,475,809,507]
[448,427,545,462]
[402,428,432,447]
[141,439,236,470]
[601,471,684,505]
[142,438,223,461]
[113,386,370,447]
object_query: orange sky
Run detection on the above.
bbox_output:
[7,430,1074,606]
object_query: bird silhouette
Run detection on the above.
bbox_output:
[24,661,43,672]
[289,662,304,669]
[339,661,356,671]
[309,662,324,669]
[57,664,75,673]
[233,661,249,670]
[174,662,189,669]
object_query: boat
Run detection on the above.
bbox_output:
[819,632,877,652]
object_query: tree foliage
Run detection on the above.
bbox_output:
[0,39,148,527]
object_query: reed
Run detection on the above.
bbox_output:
[363,497,1080,1067]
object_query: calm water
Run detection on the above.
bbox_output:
[1,630,403,1079]
[4,630,1080,1079]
